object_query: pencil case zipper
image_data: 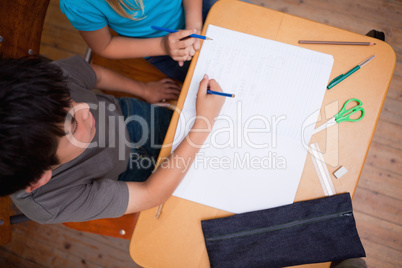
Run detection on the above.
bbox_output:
[205,210,353,242]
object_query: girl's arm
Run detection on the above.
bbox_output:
[80,26,197,64]
[124,75,225,213]
[90,63,181,103]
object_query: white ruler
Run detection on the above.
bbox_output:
[308,143,336,196]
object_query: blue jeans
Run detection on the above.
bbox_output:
[146,0,219,82]
[117,98,173,182]
[201,193,365,268]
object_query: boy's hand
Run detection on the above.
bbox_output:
[142,78,181,103]
[163,29,197,66]
[194,75,225,128]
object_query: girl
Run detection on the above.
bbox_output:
[60,0,217,82]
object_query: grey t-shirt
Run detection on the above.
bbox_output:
[11,56,131,224]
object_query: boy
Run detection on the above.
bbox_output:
[0,56,224,223]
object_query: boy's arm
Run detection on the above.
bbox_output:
[124,75,225,213]
[90,63,181,103]
[80,26,197,63]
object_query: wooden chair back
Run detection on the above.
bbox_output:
[0,0,50,58]
[0,197,11,245]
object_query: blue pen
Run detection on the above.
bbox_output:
[207,89,235,98]
[151,25,213,40]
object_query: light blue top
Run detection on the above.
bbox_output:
[60,0,185,38]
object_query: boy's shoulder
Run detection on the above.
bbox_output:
[52,56,97,91]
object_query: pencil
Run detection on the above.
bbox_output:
[298,40,376,46]
[207,89,235,98]
[151,26,213,40]
[155,204,163,219]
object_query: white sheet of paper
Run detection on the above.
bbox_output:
[172,25,334,213]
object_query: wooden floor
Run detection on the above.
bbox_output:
[1,0,401,267]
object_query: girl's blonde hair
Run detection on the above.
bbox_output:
[105,0,145,20]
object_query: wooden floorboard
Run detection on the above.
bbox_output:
[1,0,401,267]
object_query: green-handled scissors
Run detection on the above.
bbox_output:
[313,98,365,134]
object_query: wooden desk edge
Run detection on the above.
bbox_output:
[352,45,396,198]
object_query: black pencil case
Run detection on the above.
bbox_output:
[201,193,365,268]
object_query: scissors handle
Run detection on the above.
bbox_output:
[335,98,365,123]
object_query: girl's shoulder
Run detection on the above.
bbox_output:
[60,0,107,12]
[60,0,110,31]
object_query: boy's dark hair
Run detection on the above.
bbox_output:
[0,57,71,196]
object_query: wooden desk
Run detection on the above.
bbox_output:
[130,1,396,267]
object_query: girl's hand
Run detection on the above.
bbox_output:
[194,75,225,128]
[163,29,197,66]
[191,28,202,53]
[182,28,202,66]
[142,78,181,103]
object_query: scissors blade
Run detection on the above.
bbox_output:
[313,117,337,135]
